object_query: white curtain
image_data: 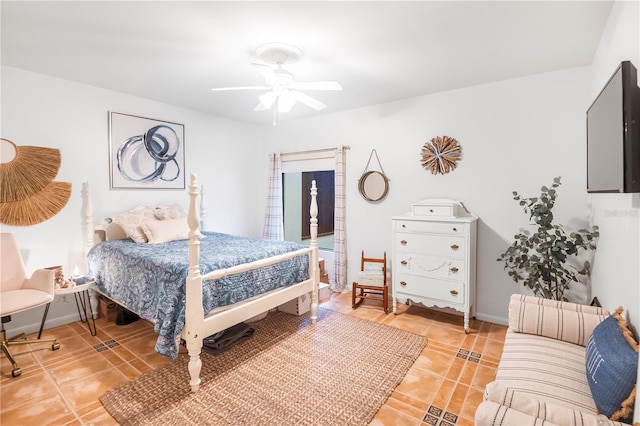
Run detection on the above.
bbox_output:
[263,153,284,240]
[332,146,347,292]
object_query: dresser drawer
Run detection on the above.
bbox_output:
[394,220,469,235]
[394,254,466,281]
[395,233,466,259]
[395,275,465,305]
[412,203,459,217]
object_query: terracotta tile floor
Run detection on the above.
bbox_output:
[0,293,506,425]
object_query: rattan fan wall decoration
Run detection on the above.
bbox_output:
[0,138,71,226]
[420,136,462,175]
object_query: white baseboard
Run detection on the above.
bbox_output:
[4,313,85,337]
[475,312,508,326]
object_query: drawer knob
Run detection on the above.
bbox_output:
[450,244,459,251]
[400,281,407,287]
[400,260,408,266]
[429,209,434,213]
[402,224,406,228]
[452,227,457,232]
[450,267,459,273]
[400,240,407,246]
[450,290,459,296]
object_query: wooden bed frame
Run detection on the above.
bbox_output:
[83,173,320,392]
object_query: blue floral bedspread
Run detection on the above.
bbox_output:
[87,232,309,358]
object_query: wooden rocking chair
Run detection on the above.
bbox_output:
[352,251,388,313]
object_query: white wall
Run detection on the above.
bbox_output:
[588,4,640,421]
[1,66,264,332]
[588,0,640,330]
[262,66,593,324]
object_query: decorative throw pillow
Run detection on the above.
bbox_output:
[585,307,638,423]
[154,203,187,220]
[127,205,156,219]
[109,205,157,243]
[110,214,149,243]
[141,217,189,244]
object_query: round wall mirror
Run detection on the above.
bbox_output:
[0,138,17,163]
[359,171,389,202]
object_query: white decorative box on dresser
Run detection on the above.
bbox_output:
[392,199,478,333]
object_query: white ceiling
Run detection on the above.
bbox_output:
[1,1,613,126]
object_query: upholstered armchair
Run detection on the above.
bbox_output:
[1,233,60,377]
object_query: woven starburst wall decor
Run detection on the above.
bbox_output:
[420,136,462,175]
[0,138,71,226]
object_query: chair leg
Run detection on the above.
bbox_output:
[352,283,358,308]
[383,286,389,314]
[1,329,21,377]
[352,283,365,309]
[6,336,59,348]
[353,283,390,313]
[1,325,60,378]
[37,303,51,339]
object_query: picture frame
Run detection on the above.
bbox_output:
[108,112,185,189]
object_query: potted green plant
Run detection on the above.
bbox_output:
[497,176,599,301]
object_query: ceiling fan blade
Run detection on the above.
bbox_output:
[252,63,276,85]
[290,81,342,91]
[292,91,327,111]
[210,86,270,92]
[254,102,269,112]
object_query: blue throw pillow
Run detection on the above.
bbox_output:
[585,307,638,423]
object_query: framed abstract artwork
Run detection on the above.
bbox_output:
[108,112,185,189]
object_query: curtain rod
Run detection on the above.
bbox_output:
[280,145,351,157]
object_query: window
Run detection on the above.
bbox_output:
[301,171,334,239]
[281,152,335,251]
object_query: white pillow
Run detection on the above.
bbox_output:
[108,205,158,243]
[142,217,190,244]
[127,205,156,219]
[155,203,187,220]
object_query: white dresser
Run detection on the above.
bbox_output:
[392,199,478,333]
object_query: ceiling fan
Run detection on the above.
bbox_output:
[210,43,343,114]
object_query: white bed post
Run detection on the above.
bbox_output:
[200,184,206,231]
[83,182,99,319]
[185,173,204,392]
[309,180,319,324]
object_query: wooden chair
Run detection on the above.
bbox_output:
[352,251,389,313]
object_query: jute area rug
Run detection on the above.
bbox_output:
[100,307,427,426]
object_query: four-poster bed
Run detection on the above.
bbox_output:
[83,173,320,391]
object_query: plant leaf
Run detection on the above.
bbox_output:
[498,175,598,301]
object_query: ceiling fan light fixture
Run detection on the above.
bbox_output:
[277,90,296,113]
[258,91,278,109]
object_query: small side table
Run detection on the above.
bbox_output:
[40,279,97,337]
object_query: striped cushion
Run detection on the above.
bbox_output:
[495,329,597,412]
[508,294,609,346]
[357,271,385,287]
[475,401,559,426]
[478,382,628,426]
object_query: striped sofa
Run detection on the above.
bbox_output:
[475,294,632,426]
